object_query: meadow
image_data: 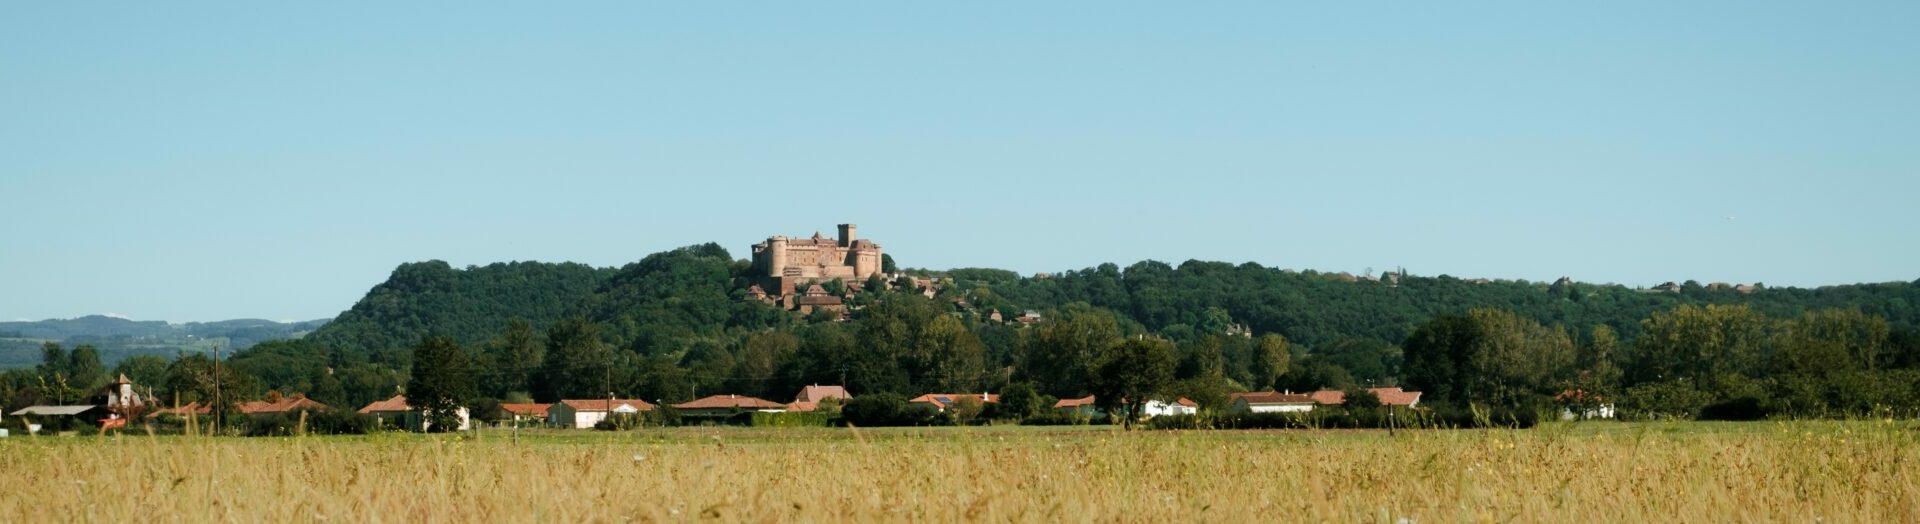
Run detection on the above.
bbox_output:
[1,421,1914,523]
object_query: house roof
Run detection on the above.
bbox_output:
[1230,391,1316,405]
[500,403,553,417]
[1053,395,1095,409]
[794,385,852,403]
[786,401,819,412]
[358,394,414,414]
[1174,397,1198,408]
[10,405,97,416]
[671,394,785,410]
[238,395,329,414]
[149,402,212,417]
[910,393,1000,408]
[1304,388,1422,407]
[558,399,656,413]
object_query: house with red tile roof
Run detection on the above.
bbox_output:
[1307,387,1423,408]
[549,399,655,429]
[238,393,329,415]
[357,394,471,432]
[148,402,213,419]
[671,394,787,419]
[499,403,551,425]
[909,393,1000,412]
[1229,391,1317,413]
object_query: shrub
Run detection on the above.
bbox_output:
[842,394,939,427]
[1699,397,1769,421]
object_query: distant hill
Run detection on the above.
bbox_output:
[0,315,329,369]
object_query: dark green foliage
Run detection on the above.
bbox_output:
[997,383,1046,420]
[840,393,936,427]
[406,336,476,433]
[1698,397,1770,421]
[535,317,612,401]
[1092,337,1178,428]
[309,260,608,366]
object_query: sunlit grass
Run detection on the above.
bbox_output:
[2,421,1914,522]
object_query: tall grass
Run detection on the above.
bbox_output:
[1,421,1913,522]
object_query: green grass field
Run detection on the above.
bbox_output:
[3,421,1915,522]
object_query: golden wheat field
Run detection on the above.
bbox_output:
[1,422,1915,523]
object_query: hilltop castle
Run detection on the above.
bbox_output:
[750,224,884,296]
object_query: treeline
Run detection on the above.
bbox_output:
[10,243,1915,424]
[1403,305,1920,419]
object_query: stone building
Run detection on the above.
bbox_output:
[750,224,884,296]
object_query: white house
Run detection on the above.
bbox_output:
[1229,391,1317,413]
[549,399,656,429]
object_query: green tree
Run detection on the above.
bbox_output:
[997,382,1046,420]
[113,355,172,392]
[1025,303,1124,397]
[1249,334,1291,390]
[484,318,544,398]
[1091,337,1177,429]
[1628,304,1773,399]
[38,342,67,380]
[536,317,613,401]
[407,335,476,433]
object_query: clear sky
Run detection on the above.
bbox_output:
[3,2,1916,323]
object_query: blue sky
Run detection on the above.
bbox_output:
[3,2,1916,322]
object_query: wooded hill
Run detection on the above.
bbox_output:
[7,242,1915,421]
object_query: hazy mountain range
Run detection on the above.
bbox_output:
[0,315,330,369]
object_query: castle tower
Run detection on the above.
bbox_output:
[768,236,789,277]
[838,224,857,248]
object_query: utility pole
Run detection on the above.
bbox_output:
[212,345,222,433]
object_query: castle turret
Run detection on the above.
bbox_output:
[838,224,857,248]
[769,236,789,277]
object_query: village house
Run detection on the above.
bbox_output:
[909,393,1000,412]
[549,399,655,429]
[357,394,471,432]
[237,393,329,415]
[1052,395,1198,418]
[499,403,551,425]
[787,385,852,413]
[793,285,845,315]
[1229,391,1317,413]
[672,394,787,420]
[1306,387,1423,408]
